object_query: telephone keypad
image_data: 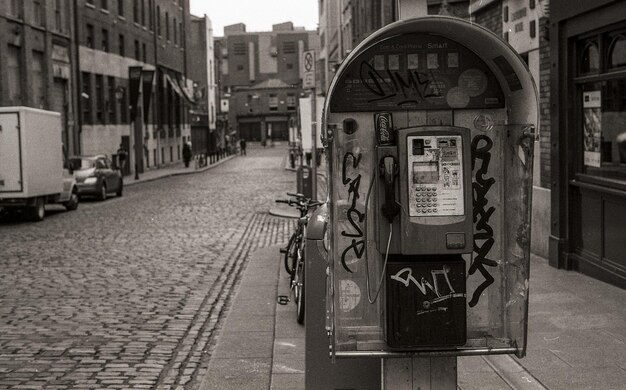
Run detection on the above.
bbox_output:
[414,186,439,215]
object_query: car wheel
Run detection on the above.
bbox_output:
[98,183,107,201]
[116,179,123,197]
[64,189,79,211]
[27,197,45,222]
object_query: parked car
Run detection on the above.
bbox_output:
[69,155,123,201]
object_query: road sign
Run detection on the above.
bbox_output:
[302,50,316,89]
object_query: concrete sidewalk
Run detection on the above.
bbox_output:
[201,242,626,389]
[123,154,236,187]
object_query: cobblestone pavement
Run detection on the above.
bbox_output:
[0,146,296,389]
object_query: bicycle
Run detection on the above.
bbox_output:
[276,192,322,324]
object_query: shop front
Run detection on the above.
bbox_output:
[551,0,626,288]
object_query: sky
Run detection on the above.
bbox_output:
[190,0,319,37]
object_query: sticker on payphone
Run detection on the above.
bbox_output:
[407,135,465,217]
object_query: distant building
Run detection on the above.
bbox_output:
[0,0,79,156]
[217,22,320,143]
[189,14,218,156]
[75,0,194,175]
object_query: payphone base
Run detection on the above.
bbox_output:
[385,255,466,349]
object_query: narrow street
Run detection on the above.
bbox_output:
[0,145,295,389]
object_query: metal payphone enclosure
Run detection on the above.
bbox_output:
[323,16,538,358]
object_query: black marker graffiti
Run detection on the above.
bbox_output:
[359,61,442,106]
[340,152,365,273]
[469,135,497,308]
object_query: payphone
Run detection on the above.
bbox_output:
[322,16,538,359]
[375,126,472,347]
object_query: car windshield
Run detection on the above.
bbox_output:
[70,158,96,170]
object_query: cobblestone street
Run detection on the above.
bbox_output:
[0,146,295,389]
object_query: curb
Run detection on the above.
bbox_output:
[268,207,300,219]
[125,155,236,187]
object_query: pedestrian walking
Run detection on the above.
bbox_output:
[182,142,192,168]
[240,138,247,156]
[116,144,128,172]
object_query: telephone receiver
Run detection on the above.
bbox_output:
[380,156,401,224]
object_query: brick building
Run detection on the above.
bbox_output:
[189,14,218,156]
[76,0,194,175]
[218,22,319,143]
[0,0,79,156]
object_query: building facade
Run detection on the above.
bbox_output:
[189,14,218,156]
[0,0,79,156]
[549,0,626,288]
[76,0,193,175]
[218,22,319,143]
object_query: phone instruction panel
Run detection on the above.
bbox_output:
[407,135,465,217]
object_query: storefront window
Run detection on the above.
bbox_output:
[578,28,626,185]
[580,40,600,74]
[581,80,626,182]
[609,34,626,69]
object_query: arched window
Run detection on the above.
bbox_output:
[608,34,626,69]
[581,40,600,73]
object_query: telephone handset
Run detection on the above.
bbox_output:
[380,156,400,224]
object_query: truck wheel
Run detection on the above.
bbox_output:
[98,183,107,201]
[64,189,79,211]
[27,197,45,222]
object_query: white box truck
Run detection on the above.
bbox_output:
[0,107,79,221]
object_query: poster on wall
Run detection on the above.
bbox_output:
[583,91,602,168]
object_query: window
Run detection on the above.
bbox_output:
[85,24,95,48]
[165,12,170,40]
[95,75,104,123]
[283,41,296,54]
[576,29,626,184]
[269,94,278,111]
[180,22,183,47]
[148,0,153,30]
[233,42,246,55]
[174,17,177,44]
[31,51,45,108]
[102,29,109,52]
[81,72,92,123]
[157,6,161,35]
[120,85,128,123]
[134,40,140,60]
[503,6,509,22]
[119,34,125,56]
[7,46,22,105]
[117,0,124,16]
[609,35,626,69]
[133,0,139,23]
[101,0,108,10]
[529,0,535,10]
[142,43,147,62]
[530,20,536,38]
[107,76,116,123]
[286,63,294,70]
[33,1,43,25]
[54,0,63,31]
[9,0,22,18]
[580,40,600,74]
[141,0,145,25]
[286,94,296,110]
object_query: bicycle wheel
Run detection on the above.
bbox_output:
[296,255,305,324]
[284,233,297,275]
